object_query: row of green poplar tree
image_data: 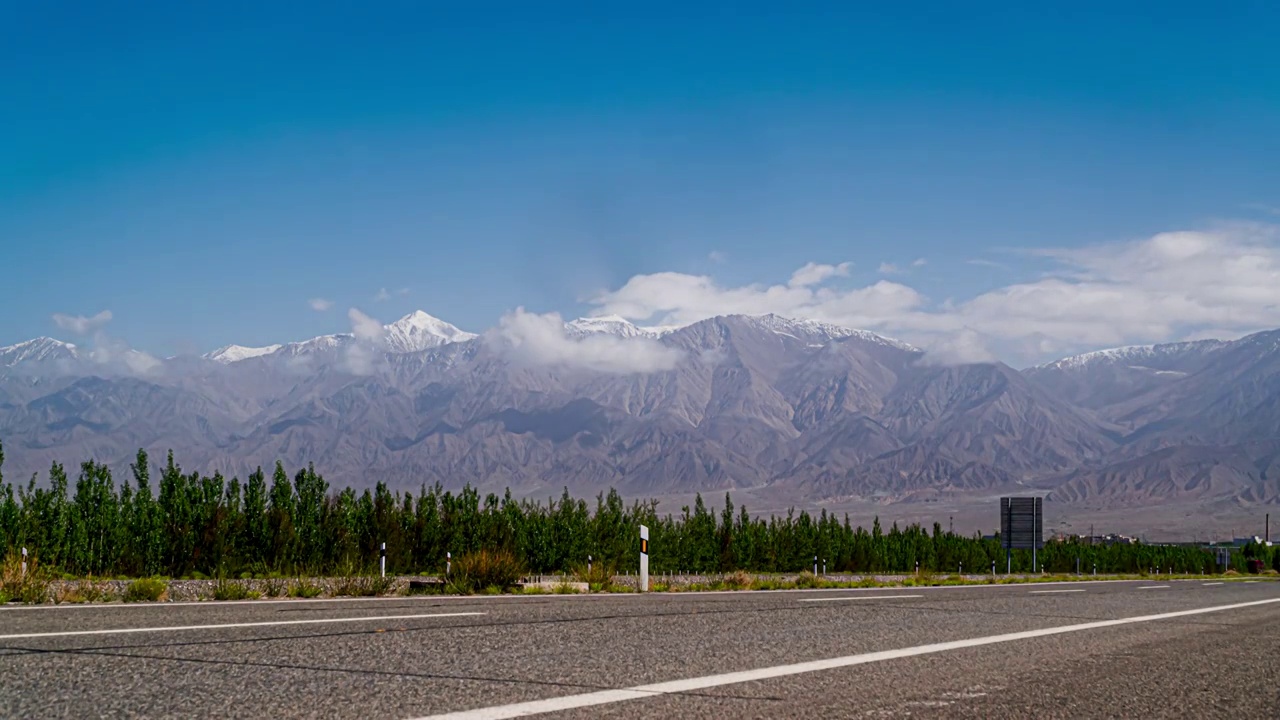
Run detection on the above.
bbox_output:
[0,442,1266,578]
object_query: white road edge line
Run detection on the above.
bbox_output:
[1029,589,1086,594]
[410,598,1280,720]
[1138,585,1170,590]
[798,595,923,602]
[1202,582,1225,586]
[0,612,485,641]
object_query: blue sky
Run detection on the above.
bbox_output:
[3,2,1279,363]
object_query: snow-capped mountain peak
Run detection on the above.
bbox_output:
[0,337,80,367]
[383,311,477,353]
[565,315,654,339]
[204,344,284,364]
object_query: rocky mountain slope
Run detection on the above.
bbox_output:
[2,312,1279,510]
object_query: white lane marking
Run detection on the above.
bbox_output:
[410,598,1280,720]
[1138,585,1170,590]
[1029,589,1086,594]
[0,612,484,641]
[1202,582,1225,587]
[799,595,923,602]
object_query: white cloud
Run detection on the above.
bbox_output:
[788,261,851,288]
[396,287,411,297]
[488,307,683,374]
[343,308,387,375]
[880,259,925,275]
[309,298,333,312]
[588,223,1280,365]
[708,250,728,264]
[52,310,112,335]
[917,329,997,366]
[375,288,391,302]
[966,258,1009,269]
[1243,203,1280,217]
[348,308,385,344]
[592,270,926,333]
[49,310,161,375]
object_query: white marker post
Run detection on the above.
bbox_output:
[639,525,649,592]
[21,547,27,578]
[380,542,386,578]
[446,551,451,579]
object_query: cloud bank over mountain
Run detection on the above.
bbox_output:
[578,223,1280,365]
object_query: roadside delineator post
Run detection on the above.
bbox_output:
[380,542,386,578]
[21,547,27,578]
[446,551,451,579]
[813,556,817,575]
[639,525,649,592]
[587,555,592,574]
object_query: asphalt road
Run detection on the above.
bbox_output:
[1,579,1277,719]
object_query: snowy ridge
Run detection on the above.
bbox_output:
[748,314,919,351]
[201,311,477,363]
[1035,340,1228,371]
[565,315,657,339]
[564,312,917,349]
[0,337,80,367]
[204,344,283,364]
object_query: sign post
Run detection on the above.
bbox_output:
[639,525,649,592]
[1000,497,1044,574]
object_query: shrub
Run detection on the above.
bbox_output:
[332,573,393,597]
[213,578,258,601]
[124,578,168,603]
[55,577,114,604]
[573,560,616,592]
[289,578,323,598]
[447,549,526,594]
[794,571,822,589]
[1,550,51,604]
[721,570,753,590]
[262,577,287,598]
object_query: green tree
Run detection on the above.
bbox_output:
[266,462,296,571]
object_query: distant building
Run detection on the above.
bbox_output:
[1043,533,1137,546]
